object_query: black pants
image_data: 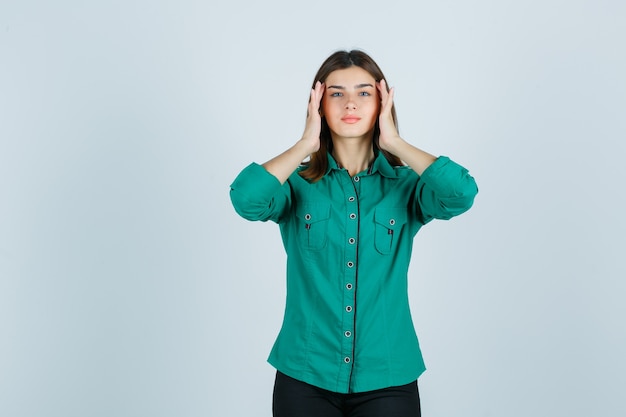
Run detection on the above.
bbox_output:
[272,371,421,417]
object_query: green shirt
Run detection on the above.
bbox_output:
[230,153,478,393]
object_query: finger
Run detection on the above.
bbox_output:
[379,80,393,109]
[313,82,325,114]
[308,88,319,118]
[315,82,325,104]
[377,80,393,114]
[377,79,388,101]
[386,86,395,108]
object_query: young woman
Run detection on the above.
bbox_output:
[230,50,478,417]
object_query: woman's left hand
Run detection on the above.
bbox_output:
[376,80,437,174]
[377,79,403,153]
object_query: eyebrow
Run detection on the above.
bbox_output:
[327,83,375,90]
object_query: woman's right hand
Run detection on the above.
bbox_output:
[300,81,325,153]
[261,82,325,184]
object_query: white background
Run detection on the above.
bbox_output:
[1,1,625,416]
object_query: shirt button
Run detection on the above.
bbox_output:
[344,357,351,363]
[353,176,360,182]
[304,214,311,220]
[348,238,355,245]
[348,196,355,202]
[346,283,353,290]
[346,306,352,312]
[389,219,396,225]
[344,331,352,338]
[347,261,354,268]
[349,213,357,220]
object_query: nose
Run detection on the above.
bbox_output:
[345,99,356,110]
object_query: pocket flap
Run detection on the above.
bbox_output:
[296,203,331,224]
[374,207,407,231]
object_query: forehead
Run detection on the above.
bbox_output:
[325,66,376,85]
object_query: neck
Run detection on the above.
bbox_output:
[331,136,375,177]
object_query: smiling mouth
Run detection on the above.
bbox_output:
[341,116,361,124]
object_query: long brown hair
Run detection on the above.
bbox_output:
[299,50,403,182]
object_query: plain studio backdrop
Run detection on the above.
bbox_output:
[1,1,625,416]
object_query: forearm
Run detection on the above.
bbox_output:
[262,139,316,184]
[383,136,437,176]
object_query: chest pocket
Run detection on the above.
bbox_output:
[296,203,331,251]
[374,207,407,255]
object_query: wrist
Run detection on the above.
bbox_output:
[379,134,404,154]
[296,136,320,156]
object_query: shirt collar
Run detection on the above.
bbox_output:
[326,152,341,174]
[326,151,398,178]
[370,151,399,178]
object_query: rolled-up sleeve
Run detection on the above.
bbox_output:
[230,163,292,223]
[415,156,478,223]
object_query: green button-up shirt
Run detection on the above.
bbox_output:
[230,153,478,393]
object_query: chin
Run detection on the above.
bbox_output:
[341,129,375,140]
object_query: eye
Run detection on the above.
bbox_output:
[358,91,371,96]
[330,92,343,97]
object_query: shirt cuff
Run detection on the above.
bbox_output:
[230,162,283,201]
[419,156,470,195]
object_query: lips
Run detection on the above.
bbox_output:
[341,115,361,124]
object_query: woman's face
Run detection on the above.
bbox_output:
[321,66,380,142]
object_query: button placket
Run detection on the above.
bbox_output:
[340,172,359,377]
